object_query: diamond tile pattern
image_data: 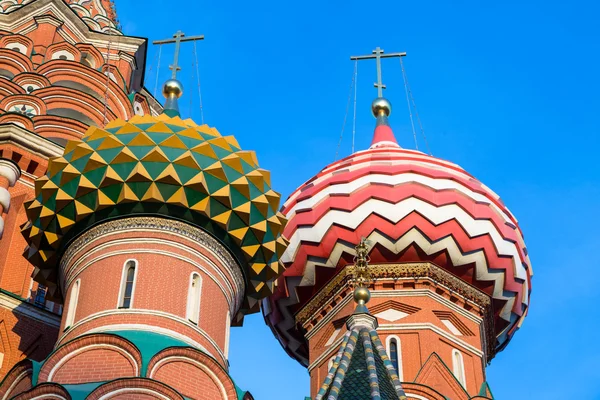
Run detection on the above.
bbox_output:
[21,114,289,315]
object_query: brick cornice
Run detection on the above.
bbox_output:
[297,262,495,362]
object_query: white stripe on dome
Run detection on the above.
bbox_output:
[283,197,528,282]
[284,172,521,242]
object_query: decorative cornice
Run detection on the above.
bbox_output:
[0,122,63,158]
[61,216,245,297]
[296,262,495,362]
[33,14,64,28]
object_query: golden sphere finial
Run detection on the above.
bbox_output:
[353,286,371,305]
[162,79,183,99]
[371,97,392,118]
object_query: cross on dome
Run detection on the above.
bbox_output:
[152,30,205,116]
[350,47,406,149]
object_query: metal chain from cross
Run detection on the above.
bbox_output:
[351,47,406,98]
[153,30,204,80]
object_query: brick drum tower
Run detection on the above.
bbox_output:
[0,31,289,400]
[264,67,533,399]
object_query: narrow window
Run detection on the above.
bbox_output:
[119,260,137,309]
[65,279,80,328]
[186,273,202,323]
[224,311,231,359]
[452,349,467,388]
[34,285,46,307]
[386,335,403,381]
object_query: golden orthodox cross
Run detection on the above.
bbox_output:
[153,30,205,79]
[351,47,407,97]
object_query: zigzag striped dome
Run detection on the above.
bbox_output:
[263,113,532,366]
[22,113,288,316]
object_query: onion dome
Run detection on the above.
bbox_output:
[21,80,288,317]
[264,97,532,365]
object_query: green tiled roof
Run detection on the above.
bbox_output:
[315,310,406,400]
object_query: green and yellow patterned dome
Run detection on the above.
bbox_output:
[21,113,288,315]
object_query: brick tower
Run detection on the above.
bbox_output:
[0,0,161,379]
[264,51,532,399]
[0,71,289,398]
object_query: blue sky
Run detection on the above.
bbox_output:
[118,1,600,398]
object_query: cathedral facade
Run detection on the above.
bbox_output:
[0,1,531,399]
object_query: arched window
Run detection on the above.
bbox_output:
[65,279,80,328]
[118,260,137,309]
[386,335,403,381]
[186,273,202,324]
[452,349,466,388]
[224,310,231,359]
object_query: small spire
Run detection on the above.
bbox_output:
[351,238,373,315]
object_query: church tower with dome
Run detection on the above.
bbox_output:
[264,48,532,399]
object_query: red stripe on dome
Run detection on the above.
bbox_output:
[284,211,526,299]
[283,187,529,266]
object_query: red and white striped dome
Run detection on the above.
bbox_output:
[263,113,532,366]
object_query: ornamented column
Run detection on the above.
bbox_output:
[0,158,20,239]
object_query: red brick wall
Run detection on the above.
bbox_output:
[153,359,225,400]
[0,305,58,377]
[51,347,136,384]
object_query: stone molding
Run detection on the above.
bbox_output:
[60,217,246,308]
[0,291,61,327]
[296,262,495,362]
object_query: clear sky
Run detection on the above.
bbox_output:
[118,1,599,398]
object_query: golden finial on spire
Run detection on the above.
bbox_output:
[352,237,372,307]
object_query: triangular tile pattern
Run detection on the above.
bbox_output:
[316,326,406,400]
[21,114,289,315]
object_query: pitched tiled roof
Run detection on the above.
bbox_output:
[315,313,406,400]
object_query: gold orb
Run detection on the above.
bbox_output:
[353,286,371,305]
[162,79,183,99]
[371,97,392,117]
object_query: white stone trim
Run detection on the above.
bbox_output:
[63,237,241,316]
[98,388,170,400]
[48,343,139,381]
[0,291,60,327]
[224,310,231,360]
[186,272,202,324]
[452,348,467,389]
[117,259,138,309]
[0,123,63,158]
[55,310,226,364]
[1,370,29,400]
[149,356,229,400]
[64,279,80,328]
